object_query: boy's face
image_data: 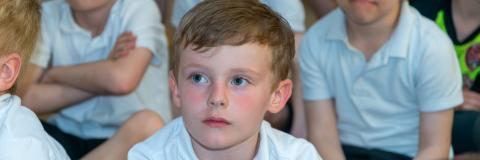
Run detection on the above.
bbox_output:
[337,0,401,25]
[67,0,115,12]
[170,43,291,151]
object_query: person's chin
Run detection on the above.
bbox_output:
[201,138,234,151]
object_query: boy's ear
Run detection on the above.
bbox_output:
[168,71,181,108]
[268,79,293,114]
[0,53,21,92]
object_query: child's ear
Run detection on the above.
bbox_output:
[268,79,293,113]
[0,53,21,92]
[168,71,181,108]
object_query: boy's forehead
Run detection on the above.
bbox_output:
[181,43,272,57]
[178,43,273,71]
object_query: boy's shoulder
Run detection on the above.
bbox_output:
[41,0,67,17]
[259,121,321,160]
[301,7,344,53]
[407,6,454,53]
[0,95,69,160]
[305,8,343,39]
[128,117,196,159]
[0,95,44,135]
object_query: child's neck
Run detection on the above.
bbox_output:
[346,5,400,61]
[451,0,480,41]
[192,132,260,160]
[71,1,116,37]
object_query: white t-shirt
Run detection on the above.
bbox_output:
[31,0,171,139]
[128,117,322,160]
[300,1,462,157]
[0,94,70,160]
[171,0,306,32]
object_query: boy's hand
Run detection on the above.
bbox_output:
[109,31,137,60]
[461,88,480,111]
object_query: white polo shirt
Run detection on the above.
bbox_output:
[0,94,70,160]
[128,117,322,160]
[31,0,171,139]
[300,1,463,157]
[170,0,306,32]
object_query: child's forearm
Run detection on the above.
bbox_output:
[415,109,454,160]
[306,100,345,160]
[46,48,152,96]
[311,137,346,160]
[21,83,93,114]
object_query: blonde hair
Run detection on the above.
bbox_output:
[0,0,40,93]
[173,0,295,90]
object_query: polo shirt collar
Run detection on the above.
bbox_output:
[59,0,122,35]
[59,3,84,34]
[326,1,414,59]
[384,1,414,58]
[325,8,348,43]
[0,93,11,103]
[253,121,274,160]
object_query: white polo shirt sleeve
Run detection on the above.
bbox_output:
[414,31,463,112]
[122,0,168,65]
[30,6,54,69]
[0,95,70,160]
[299,34,332,101]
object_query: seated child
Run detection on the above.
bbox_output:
[301,0,462,159]
[18,0,170,159]
[128,0,321,159]
[0,0,69,159]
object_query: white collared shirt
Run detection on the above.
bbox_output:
[31,0,171,139]
[170,0,306,32]
[300,1,462,157]
[128,117,322,160]
[0,94,70,160]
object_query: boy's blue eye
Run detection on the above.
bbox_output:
[231,77,248,86]
[191,73,208,84]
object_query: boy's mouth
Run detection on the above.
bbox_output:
[203,117,231,128]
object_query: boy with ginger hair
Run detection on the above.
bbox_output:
[0,0,69,159]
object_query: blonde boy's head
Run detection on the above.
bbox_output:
[173,0,295,90]
[0,0,40,93]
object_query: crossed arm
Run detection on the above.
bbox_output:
[18,33,149,114]
[41,47,151,95]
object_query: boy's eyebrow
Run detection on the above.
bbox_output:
[182,63,264,78]
[183,63,206,69]
[228,68,263,78]
[181,63,211,73]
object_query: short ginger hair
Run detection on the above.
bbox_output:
[0,0,40,93]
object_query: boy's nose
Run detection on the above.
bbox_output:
[209,99,225,107]
[208,83,229,108]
